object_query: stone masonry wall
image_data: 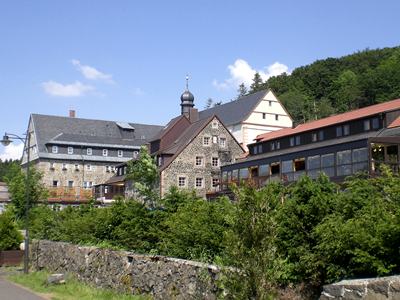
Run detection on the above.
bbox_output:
[31,240,221,300]
[320,276,400,299]
[161,117,244,198]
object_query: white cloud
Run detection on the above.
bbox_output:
[132,87,145,96]
[0,143,24,161]
[42,81,95,97]
[213,59,290,90]
[71,59,113,83]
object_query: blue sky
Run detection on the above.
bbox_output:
[1,0,399,159]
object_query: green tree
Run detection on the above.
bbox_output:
[0,210,23,250]
[161,196,233,261]
[249,72,264,93]
[223,183,284,299]
[331,70,362,113]
[127,146,159,206]
[237,83,248,99]
[204,98,213,109]
[7,166,48,220]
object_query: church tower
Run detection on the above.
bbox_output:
[180,75,195,118]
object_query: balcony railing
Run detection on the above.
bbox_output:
[47,187,93,201]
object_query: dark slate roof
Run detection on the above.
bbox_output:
[159,116,214,171]
[149,115,186,142]
[198,90,268,126]
[31,114,163,153]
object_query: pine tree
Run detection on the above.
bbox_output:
[249,72,263,93]
[237,83,248,99]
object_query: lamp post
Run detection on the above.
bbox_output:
[1,132,31,274]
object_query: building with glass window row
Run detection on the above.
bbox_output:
[220,98,400,189]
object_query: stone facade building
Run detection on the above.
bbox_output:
[150,83,244,198]
[21,111,162,203]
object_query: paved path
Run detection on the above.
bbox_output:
[0,276,46,300]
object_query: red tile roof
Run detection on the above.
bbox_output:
[256,98,400,142]
[388,116,400,129]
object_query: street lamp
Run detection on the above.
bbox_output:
[1,132,31,274]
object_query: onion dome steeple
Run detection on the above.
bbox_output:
[180,75,195,117]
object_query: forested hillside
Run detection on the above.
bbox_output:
[248,46,400,123]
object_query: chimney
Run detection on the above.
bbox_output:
[69,110,76,118]
[189,108,199,123]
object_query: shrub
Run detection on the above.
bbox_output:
[0,211,23,251]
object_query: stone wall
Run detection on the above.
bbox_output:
[161,117,244,198]
[31,240,221,300]
[320,276,400,299]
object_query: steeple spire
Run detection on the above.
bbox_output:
[180,75,195,117]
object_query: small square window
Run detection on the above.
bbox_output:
[74,164,79,170]
[118,150,123,157]
[336,126,343,137]
[203,136,210,146]
[67,146,73,154]
[372,118,379,129]
[195,156,203,166]
[343,124,350,136]
[212,178,219,187]
[67,180,74,188]
[62,163,67,170]
[52,145,58,154]
[212,157,219,167]
[219,137,226,147]
[87,148,92,155]
[312,132,317,142]
[49,162,55,170]
[86,164,91,171]
[52,180,58,187]
[262,113,266,119]
[318,130,324,141]
[195,177,203,188]
[275,114,279,121]
[364,119,370,131]
[103,149,108,156]
[178,176,186,187]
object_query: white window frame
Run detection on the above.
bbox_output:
[86,164,92,171]
[195,156,204,166]
[67,146,73,154]
[74,164,79,171]
[87,148,92,155]
[219,137,226,147]
[178,176,187,187]
[106,165,110,172]
[212,157,219,167]
[133,151,139,158]
[102,149,108,157]
[212,136,218,144]
[195,177,204,188]
[52,145,58,154]
[118,150,123,157]
[62,163,67,170]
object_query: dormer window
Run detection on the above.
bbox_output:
[87,148,92,155]
[68,146,73,154]
[118,150,123,157]
[52,145,58,154]
[133,151,139,158]
[103,149,108,157]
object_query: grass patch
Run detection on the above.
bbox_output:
[8,270,150,300]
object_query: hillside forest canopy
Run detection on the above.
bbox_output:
[244,46,400,124]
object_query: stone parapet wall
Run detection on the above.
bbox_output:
[320,276,400,299]
[30,240,220,299]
